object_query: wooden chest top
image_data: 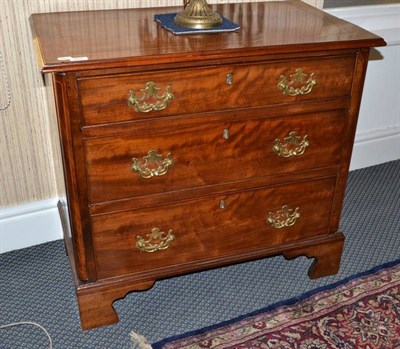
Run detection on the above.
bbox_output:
[30,1,384,73]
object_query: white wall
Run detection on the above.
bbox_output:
[325,4,400,170]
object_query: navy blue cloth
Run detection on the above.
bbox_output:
[154,13,240,35]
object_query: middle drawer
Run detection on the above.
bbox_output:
[84,110,345,203]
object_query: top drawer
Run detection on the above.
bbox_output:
[78,55,355,126]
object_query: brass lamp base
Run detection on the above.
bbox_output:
[174,0,223,29]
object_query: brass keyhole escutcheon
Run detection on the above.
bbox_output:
[226,73,233,85]
[223,128,230,140]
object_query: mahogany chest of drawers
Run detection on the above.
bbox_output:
[30,1,385,330]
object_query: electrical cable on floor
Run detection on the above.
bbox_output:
[0,321,53,349]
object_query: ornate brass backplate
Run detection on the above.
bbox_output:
[128,82,174,113]
[278,68,317,96]
[136,228,175,253]
[273,131,310,158]
[131,150,174,179]
[267,205,300,229]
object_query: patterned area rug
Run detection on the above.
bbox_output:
[150,259,400,349]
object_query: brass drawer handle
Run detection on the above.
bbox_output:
[136,228,175,253]
[128,82,174,112]
[267,205,300,229]
[273,131,309,158]
[278,68,317,96]
[131,150,174,178]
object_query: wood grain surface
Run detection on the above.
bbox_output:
[30,1,386,329]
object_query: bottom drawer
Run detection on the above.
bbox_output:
[92,177,336,279]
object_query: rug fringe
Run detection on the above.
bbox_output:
[130,331,153,349]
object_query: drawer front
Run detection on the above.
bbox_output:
[92,177,336,279]
[78,55,355,126]
[85,110,345,203]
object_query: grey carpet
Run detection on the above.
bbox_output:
[1,160,399,349]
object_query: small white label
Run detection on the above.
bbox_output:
[57,56,89,62]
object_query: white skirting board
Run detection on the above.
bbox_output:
[351,127,400,171]
[0,198,63,254]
